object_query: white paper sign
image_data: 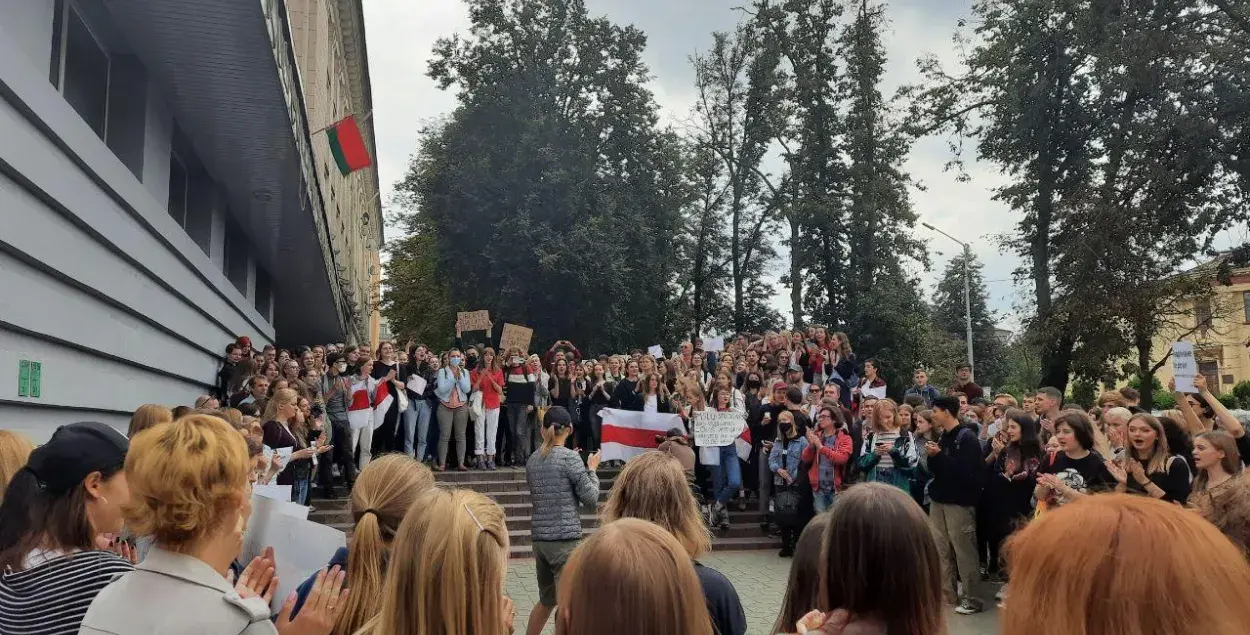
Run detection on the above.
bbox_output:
[253,484,292,503]
[703,336,725,352]
[242,495,346,612]
[275,447,293,465]
[648,345,664,358]
[406,374,427,395]
[1173,341,1198,393]
[692,410,747,447]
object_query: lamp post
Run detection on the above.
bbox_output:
[922,222,975,381]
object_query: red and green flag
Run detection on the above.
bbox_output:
[326,115,372,176]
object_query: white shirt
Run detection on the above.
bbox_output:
[645,395,659,413]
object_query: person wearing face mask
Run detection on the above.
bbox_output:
[768,410,811,557]
[435,349,474,472]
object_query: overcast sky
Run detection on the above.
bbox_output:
[361,0,1036,331]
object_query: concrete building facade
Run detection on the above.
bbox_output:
[0,0,382,440]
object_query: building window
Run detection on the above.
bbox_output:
[223,219,249,294]
[58,4,111,138]
[1243,291,1250,323]
[254,266,272,321]
[167,153,189,226]
[1196,298,1213,332]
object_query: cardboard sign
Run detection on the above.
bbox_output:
[456,310,492,332]
[703,337,725,352]
[692,410,747,447]
[1173,341,1198,393]
[500,323,534,353]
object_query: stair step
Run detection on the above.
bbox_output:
[508,534,781,558]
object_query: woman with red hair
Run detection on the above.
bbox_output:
[1002,493,1250,635]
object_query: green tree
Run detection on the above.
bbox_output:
[931,252,1007,389]
[392,0,687,353]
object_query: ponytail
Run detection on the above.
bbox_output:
[539,424,558,457]
[334,510,386,635]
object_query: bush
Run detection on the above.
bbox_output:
[1219,393,1240,410]
[1232,381,1250,409]
[1153,390,1177,410]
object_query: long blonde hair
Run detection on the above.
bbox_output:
[335,455,435,635]
[128,404,173,438]
[872,398,900,433]
[601,452,711,559]
[361,489,509,635]
[1193,431,1242,493]
[556,518,713,635]
[0,430,34,505]
[1126,413,1171,476]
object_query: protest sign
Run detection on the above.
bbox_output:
[253,484,292,503]
[703,336,725,352]
[1172,341,1198,393]
[500,323,534,353]
[243,495,346,612]
[648,345,664,358]
[456,310,492,332]
[692,410,747,447]
[406,374,427,395]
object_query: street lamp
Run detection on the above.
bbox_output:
[922,222,975,381]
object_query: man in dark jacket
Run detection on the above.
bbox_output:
[925,396,985,615]
[215,343,240,402]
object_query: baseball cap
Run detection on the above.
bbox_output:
[543,406,573,429]
[25,422,128,495]
[773,381,788,392]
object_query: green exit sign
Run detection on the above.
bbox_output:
[17,360,41,398]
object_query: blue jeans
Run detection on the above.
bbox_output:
[711,445,742,504]
[292,477,310,506]
[814,489,835,513]
[405,400,433,459]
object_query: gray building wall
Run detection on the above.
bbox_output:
[0,1,276,441]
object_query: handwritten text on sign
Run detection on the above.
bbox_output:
[693,410,747,447]
[456,310,491,332]
[500,323,534,354]
[1172,341,1198,393]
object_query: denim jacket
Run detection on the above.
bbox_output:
[435,367,471,405]
[769,435,809,486]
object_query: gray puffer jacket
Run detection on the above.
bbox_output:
[526,446,600,541]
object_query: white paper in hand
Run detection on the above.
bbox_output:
[648,345,664,358]
[1172,341,1198,393]
[406,375,427,395]
[703,336,725,352]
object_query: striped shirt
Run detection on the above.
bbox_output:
[0,550,133,635]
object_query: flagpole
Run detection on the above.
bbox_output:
[312,109,374,136]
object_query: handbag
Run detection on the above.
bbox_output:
[773,485,803,527]
[469,390,484,421]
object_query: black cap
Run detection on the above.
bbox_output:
[543,406,573,429]
[25,422,128,495]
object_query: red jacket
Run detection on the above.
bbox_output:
[802,429,854,492]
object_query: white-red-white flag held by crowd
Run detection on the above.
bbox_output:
[347,377,373,431]
[735,427,752,461]
[371,379,393,430]
[599,409,687,463]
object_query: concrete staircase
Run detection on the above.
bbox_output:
[309,466,781,558]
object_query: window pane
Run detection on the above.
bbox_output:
[167,155,188,227]
[255,267,273,321]
[62,9,109,138]
[224,219,249,294]
[1196,299,1213,329]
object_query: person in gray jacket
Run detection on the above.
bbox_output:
[523,406,601,635]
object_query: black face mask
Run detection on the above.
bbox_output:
[747,379,762,389]
[780,423,793,433]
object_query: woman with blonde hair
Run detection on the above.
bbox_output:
[1106,413,1191,503]
[1188,430,1250,551]
[291,454,434,633]
[556,518,713,635]
[0,430,34,505]
[80,415,346,634]
[855,398,917,493]
[263,388,329,505]
[359,488,513,635]
[128,404,173,438]
[1003,494,1250,635]
[601,452,746,635]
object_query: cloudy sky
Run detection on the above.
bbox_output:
[362,0,1031,330]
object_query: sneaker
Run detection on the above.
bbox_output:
[778,548,793,558]
[954,600,983,616]
[487,460,497,470]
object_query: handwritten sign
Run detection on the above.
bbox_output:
[500,323,534,353]
[1173,341,1198,393]
[692,410,747,447]
[456,310,492,332]
[648,345,664,359]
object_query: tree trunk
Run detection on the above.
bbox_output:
[1136,326,1155,411]
[790,213,802,329]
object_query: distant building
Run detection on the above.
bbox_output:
[0,0,381,439]
[1150,264,1250,395]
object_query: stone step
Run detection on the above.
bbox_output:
[432,466,621,484]
[508,534,781,559]
[324,511,769,535]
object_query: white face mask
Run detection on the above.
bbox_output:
[336,362,347,373]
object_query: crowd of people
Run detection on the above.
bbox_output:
[2,326,1250,634]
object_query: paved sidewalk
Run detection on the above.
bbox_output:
[507,551,999,634]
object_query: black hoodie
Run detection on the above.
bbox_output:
[927,421,984,507]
